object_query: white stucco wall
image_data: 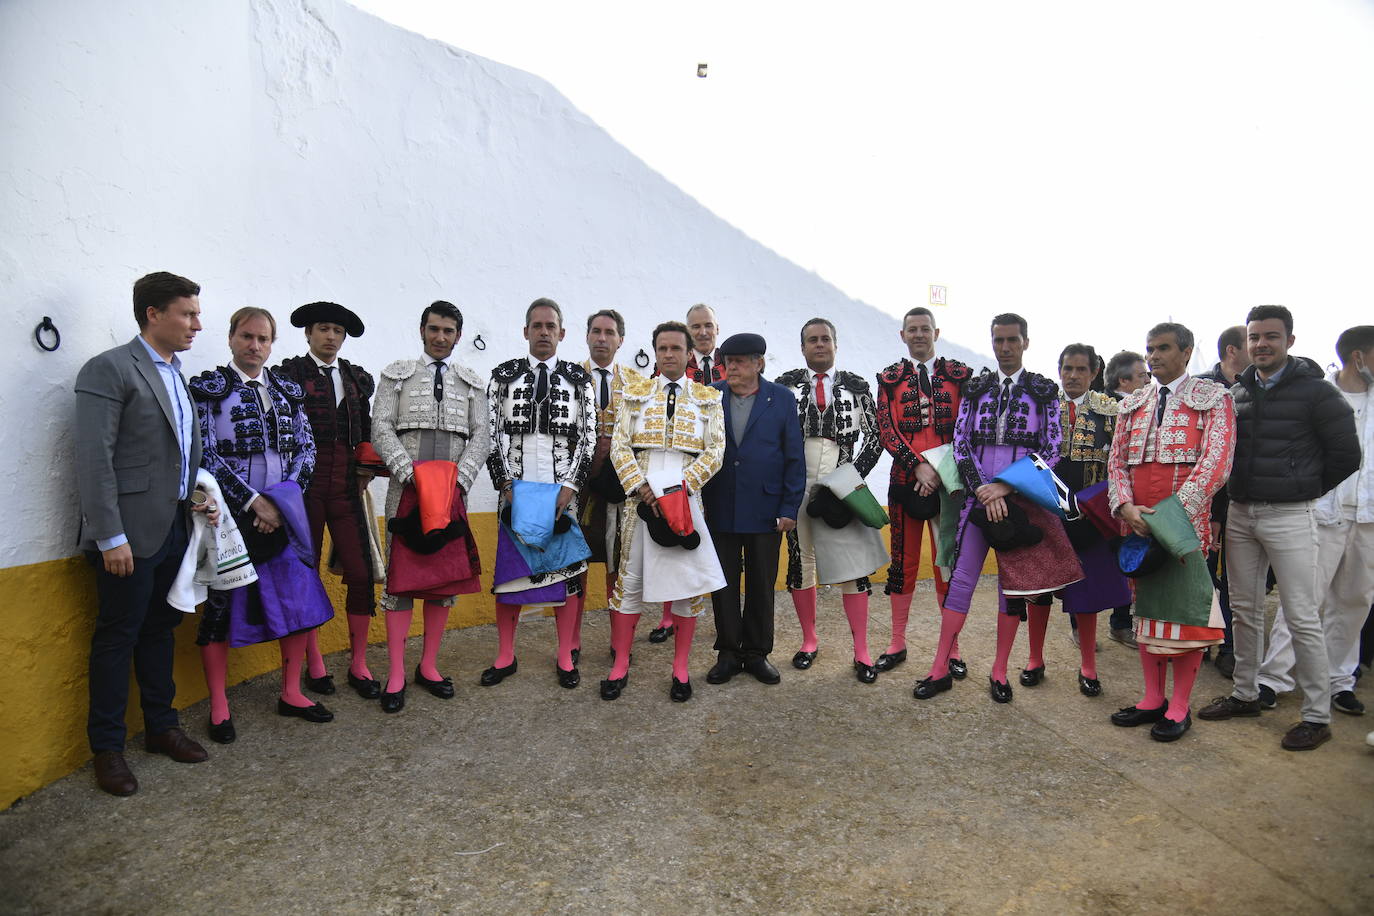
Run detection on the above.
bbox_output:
[0,0,989,570]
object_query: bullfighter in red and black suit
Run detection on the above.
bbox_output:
[875,307,971,675]
[275,302,383,700]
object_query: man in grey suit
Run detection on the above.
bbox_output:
[75,271,217,796]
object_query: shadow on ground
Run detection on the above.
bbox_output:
[2,577,1372,914]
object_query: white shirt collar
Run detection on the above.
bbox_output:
[911,355,937,377]
[1062,391,1087,406]
[527,355,556,373]
[423,350,450,370]
[309,352,338,369]
[998,368,1024,386]
[658,373,686,391]
[810,366,835,381]
[1156,371,1188,391]
[231,363,264,384]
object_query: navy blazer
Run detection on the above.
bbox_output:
[703,378,806,534]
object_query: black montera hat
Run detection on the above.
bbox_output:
[290,301,365,337]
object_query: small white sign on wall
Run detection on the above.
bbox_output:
[929,284,947,306]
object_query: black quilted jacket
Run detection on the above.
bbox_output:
[1228,356,1359,503]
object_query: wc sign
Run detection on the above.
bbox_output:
[929,284,947,306]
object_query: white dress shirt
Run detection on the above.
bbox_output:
[309,352,344,406]
[520,355,559,486]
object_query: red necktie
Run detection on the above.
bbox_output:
[814,372,827,410]
[1068,401,1077,427]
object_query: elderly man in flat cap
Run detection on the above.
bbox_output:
[702,332,806,685]
[274,301,382,700]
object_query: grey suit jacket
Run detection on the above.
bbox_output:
[75,336,202,557]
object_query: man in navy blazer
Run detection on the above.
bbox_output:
[703,333,806,684]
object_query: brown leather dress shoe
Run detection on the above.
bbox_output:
[145,727,209,763]
[93,751,138,796]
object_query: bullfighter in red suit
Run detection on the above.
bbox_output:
[1109,322,1236,741]
[875,307,971,675]
[683,303,727,386]
[275,302,382,700]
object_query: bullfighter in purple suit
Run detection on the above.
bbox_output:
[914,313,1083,705]
[190,307,335,744]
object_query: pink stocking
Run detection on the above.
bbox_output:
[568,590,584,653]
[304,627,327,679]
[791,587,819,653]
[656,602,673,631]
[200,641,230,725]
[927,607,967,679]
[842,592,872,666]
[991,610,1021,685]
[1077,612,1099,680]
[609,611,639,680]
[348,614,374,680]
[1165,649,1203,722]
[671,613,697,682]
[494,602,520,667]
[554,600,579,672]
[1025,602,1050,670]
[420,601,449,681]
[279,632,311,707]
[385,609,413,693]
[1138,644,1168,709]
[885,591,913,655]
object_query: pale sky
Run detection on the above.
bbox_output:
[350,0,1374,377]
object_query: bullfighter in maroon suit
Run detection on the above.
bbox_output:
[275,301,382,700]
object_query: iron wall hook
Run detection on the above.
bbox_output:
[35,316,60,352]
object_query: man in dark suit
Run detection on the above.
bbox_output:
[75,271,216,796]
[703,333,806,684]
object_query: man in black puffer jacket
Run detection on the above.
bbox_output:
[1200,305,1359,752]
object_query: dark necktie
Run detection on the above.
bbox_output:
[666,381,678,421]
[1156,386,1170,426]
[432,362,445,402]
[814,372,827,410]
[246,379,266,416]
[918,362,933,399]
[998,377,1013,415]
[321,365,340,405]
[700,355,712,382]
[598,368,610,410]
[536,362,550,403]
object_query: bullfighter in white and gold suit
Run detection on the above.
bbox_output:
[599,320,726,703]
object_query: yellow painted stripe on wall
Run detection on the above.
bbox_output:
[0,510,993,809]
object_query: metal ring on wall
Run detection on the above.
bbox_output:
[634,348,650,368]
[34,316,61,352]
[473,334,486,350]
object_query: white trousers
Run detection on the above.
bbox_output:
[794,437,860,594]
[1258,517,1374,696]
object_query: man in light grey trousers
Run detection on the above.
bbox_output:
[1199,305,1360,751]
